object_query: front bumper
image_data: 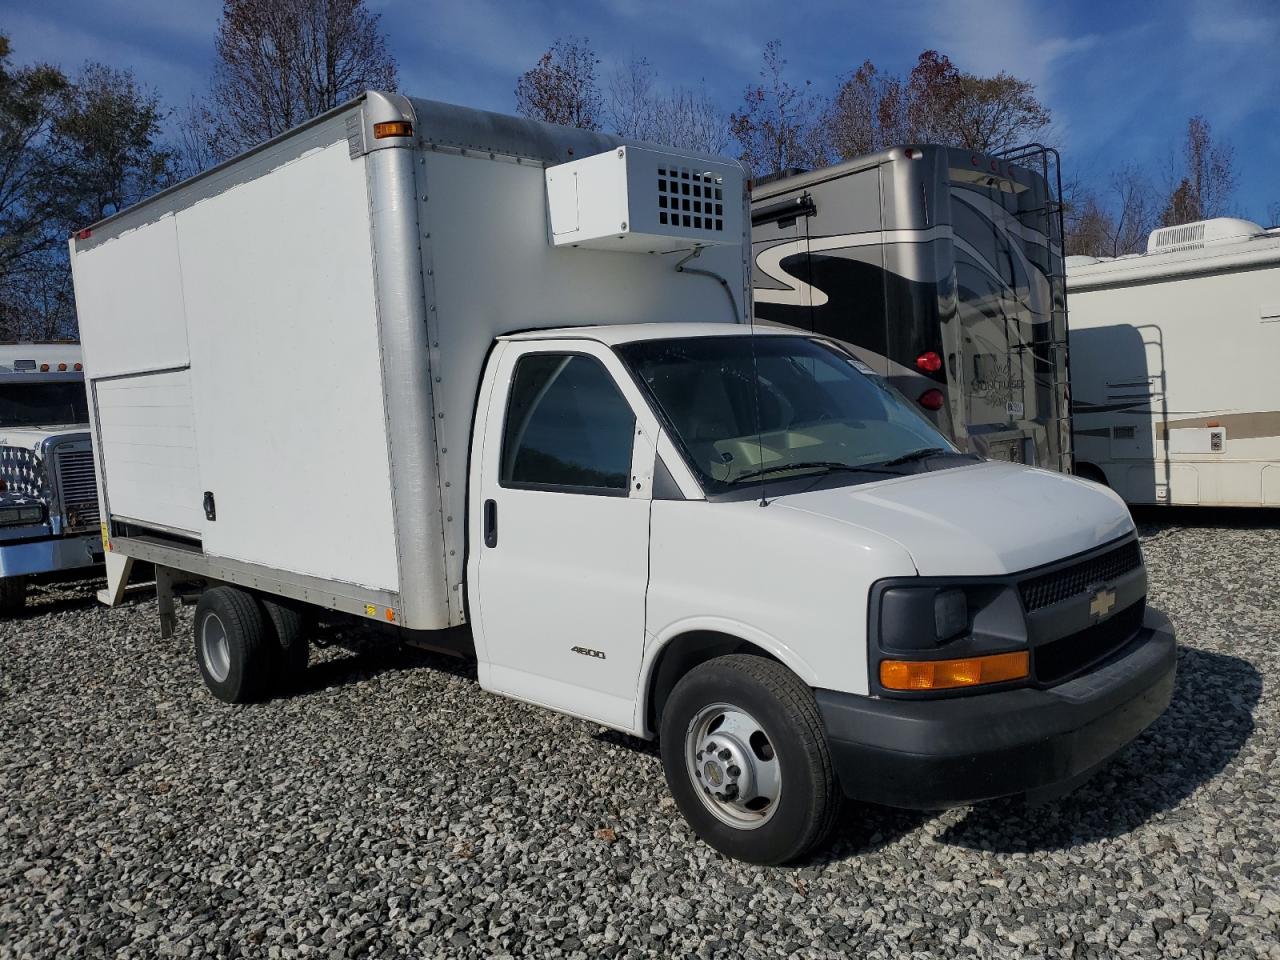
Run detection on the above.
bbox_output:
[0,533,102,578]
[817,606,1177,809]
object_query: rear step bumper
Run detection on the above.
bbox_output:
[816,606,1176,809]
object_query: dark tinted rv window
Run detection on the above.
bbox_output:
[500,353,635,495]
[0,382,89,427]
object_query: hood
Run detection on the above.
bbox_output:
[0,426,90,451]
[773,461,1133,576]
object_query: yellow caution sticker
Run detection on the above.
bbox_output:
[365,604,377,617]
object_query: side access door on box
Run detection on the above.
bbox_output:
[468,338,661,731]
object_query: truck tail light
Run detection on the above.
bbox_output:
[915,351,942,373]
[880,651,1028,691]
[918,388,944,411]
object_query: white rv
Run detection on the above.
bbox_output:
[71,93,1175,864]
[1068,217,1280,507]
[0,342,102,612]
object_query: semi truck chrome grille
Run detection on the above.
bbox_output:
[1019,539,1142,612]
[54,448,99,530]
[1034,600,1145,685]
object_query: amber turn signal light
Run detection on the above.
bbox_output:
[880,651,1029,691]
[373,121,413,140]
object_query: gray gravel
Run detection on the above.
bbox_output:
[2,511,1278,959]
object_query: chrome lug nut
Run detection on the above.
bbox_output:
[718,748,731,762]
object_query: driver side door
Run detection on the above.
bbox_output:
[470,339,658,731]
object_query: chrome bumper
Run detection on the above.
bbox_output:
[0,534,102,578]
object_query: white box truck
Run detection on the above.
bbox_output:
[70,93,1176,864]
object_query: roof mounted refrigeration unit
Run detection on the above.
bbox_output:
[547,146,743,253]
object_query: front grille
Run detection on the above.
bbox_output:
[1018,539,1142,612]
[1034,600,1145,685]
[55,448,99,530]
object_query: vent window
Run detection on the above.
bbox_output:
[1112,425,1135,440]
[657,166,725,232]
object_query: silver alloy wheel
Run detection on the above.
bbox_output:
[200,611,231,683]
[685,702,781,829]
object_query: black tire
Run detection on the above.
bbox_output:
[659,654,840,865]
[259,595,312,692]
[0,575,27,616]
[193,586,271,703]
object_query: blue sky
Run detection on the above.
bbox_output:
[2,0,1276,222]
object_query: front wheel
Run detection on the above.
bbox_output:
[659,654,840,865]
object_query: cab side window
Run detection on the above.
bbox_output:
[500,353,636,494]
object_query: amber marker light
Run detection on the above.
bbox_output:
[373,121,413,139]
[880,651,1029,691]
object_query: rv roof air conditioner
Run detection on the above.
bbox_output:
[546,146,742,253]
[1146,217,1265,255]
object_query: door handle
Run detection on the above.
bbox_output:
[483,499,498,548]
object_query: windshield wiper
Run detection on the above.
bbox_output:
[734,460,904,483]
[879,447,955,467]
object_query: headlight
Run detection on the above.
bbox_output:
[879,585,972,649]
[0,504,45,526]
[933,588,968,641]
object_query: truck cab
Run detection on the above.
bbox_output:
[467,321,1174,864]
[0,344,102,613]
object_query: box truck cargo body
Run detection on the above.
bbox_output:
[71,93,748,631]
[71,94,1176,865]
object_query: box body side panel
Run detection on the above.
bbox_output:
[176,140,401,591]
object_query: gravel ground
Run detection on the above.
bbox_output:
[2,511,1278,959]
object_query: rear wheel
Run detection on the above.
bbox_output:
[659,654,840,865]
[194,586,271,703]
[0,575,27,616]
[259,595,312,691]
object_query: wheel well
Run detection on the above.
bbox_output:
[646,631,778,734]
[1074,461,1109,487]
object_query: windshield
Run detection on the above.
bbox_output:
[0,381,89,428]
[617,335,956,494]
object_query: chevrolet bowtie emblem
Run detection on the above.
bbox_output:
[1089,586,1117,619]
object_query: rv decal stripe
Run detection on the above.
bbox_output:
[753,226,953,306]
[1155,411,1280,442]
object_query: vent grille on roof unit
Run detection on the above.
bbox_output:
[1148,221,1205,254]
[657,165,725,233]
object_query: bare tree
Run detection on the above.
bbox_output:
[730,40,828,176]
[824,60,881,159]
[606,58,728,153]
[939,71,1050,153]
[1159,115,1236,226]
[652,85,729,155]
[1064,165,1157,258]
[205,0,397,159]
[607,56,657,140]
[515,36,602,130]
[1268,200,1280,228]
[822,50,1050,160]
